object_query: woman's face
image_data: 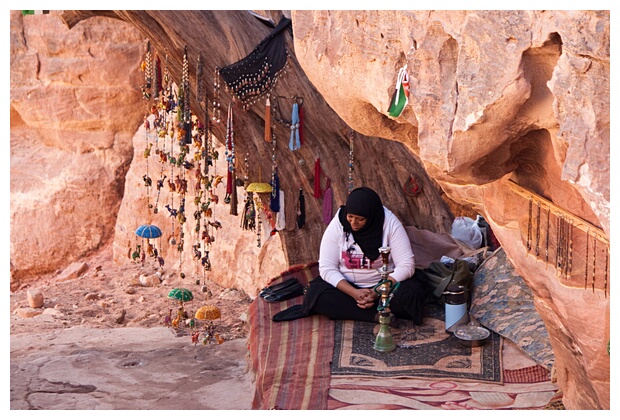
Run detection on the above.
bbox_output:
[346,213,367,231]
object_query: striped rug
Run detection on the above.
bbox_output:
[247,262,334,410]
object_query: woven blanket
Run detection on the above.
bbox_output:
[470,247,555,370]
[247,262,335,410]
[331,303,503,383]
[328,374,558,409]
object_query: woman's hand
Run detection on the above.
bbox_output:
[352,288,377,309]
[337,280,378,309]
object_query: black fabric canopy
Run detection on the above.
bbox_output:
[218,16,291,108]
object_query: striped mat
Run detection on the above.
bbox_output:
[247,262,335,410]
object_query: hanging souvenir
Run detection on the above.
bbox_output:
[270,169,280,212]
[403,175,422,197]
[269,131,279,212]
[224,104,238,215]
[387,64,410,117]
[264,95,272,142]
[218,17,292,109]
[298,100,304,145]
[181,46,192,145]
[313,157,323,199]
[275,188,286,231]
[297,189,305,229]
[212,67,222,125]
[196,53,204,105]
[140,39,152,100]
[242,192,256,231]
[289,102,300,151]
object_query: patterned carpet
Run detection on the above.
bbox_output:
[248,259,560,410]
[331,304,503,383]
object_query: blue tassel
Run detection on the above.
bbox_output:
[289,103,300,150]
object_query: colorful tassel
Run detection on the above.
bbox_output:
[313,157,322,198]
[270,170,280,212]
[298,102,304,145]
[264,96,271,142]
[297,189,305,228]
[289,103,300,150]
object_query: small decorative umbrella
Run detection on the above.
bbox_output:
[134,224,163,264]
[167,287,194,329]
[195,305,221,321]
[135,224,163,238]
[246,182,272,193]
[168,287,194,303]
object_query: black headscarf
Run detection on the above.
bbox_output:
[338,187,385,261]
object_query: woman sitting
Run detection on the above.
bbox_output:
[273,186,428,324]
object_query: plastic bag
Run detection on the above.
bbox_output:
[451,217,483,249]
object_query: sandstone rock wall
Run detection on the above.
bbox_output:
[292,10,609,410]
[10,11,144,286]
[10,9,610,410]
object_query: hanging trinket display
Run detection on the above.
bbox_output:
[508,180,608,297]
[242,153,257,233]
[134,42,228,286]
[224,103,238,215]
[140,39,153,100]
[218,17,292,110]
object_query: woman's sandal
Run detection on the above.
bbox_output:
[263,281,305,302]
[259,277,300,298]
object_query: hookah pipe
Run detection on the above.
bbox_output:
[372,246,399,352]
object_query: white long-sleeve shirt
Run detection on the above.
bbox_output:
[318,207,415,288]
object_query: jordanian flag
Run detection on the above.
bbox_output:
[388,65,410,118]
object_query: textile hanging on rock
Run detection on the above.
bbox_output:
[387,64,410,117]
[218,16,291,109]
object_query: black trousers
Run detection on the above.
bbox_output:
[307,274,429,325]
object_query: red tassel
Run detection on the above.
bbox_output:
[314,158,322,198]
[298,103,304,145]
[264,96,271,142]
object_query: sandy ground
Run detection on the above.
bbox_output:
[8,246,257,410]
[9,246,252,340]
